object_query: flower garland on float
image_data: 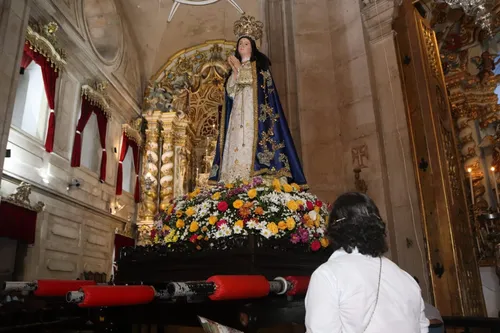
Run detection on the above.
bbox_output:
[150,177,330,252]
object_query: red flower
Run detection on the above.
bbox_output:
[311,240,321,252]
[150,228,157,239]
[315,200,323,208]
[306,201,314,210]
[217,219,228,229]
[217,201,229,212]
[189,234,198,243]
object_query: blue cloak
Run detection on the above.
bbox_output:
[209,62,307,186]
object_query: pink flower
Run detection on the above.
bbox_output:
[306,201,314,210]
[216,219,227,229]
[311,240,321,251]
[291,234,300,244]
[217,201,229,212]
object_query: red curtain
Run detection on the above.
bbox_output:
[21,43,59,152]
[114,234,135,260]
[115,133,140,203]
[95,110,108,183]
[116,133,129,196]
[70,97,94,167]
[0,202,37,244]
[131,141,140,203]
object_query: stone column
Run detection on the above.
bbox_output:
[136,111,161,245]
[159,112,176,211]
[0,0,30,184]
[361,0,429,299]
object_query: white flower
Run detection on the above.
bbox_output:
[260,229,272,238]
[246,220,257,229]
[223,228,232,236]
[215,230,224,238]
[233,226,242,234]
[308,210,318,221]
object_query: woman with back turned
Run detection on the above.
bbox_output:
[305,192,429,333]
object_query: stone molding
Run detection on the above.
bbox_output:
[361,0,401,43]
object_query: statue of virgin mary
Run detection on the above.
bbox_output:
[209,15,307,186]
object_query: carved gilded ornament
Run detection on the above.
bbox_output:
[25,21,66,72]
[144,41,234,113]
[116,223,134,239]
[81,81,111,118]
[1,182,45,213]
[122,117,144,146]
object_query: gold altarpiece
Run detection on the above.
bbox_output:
[394,1,489,316]
[136,41,235,244]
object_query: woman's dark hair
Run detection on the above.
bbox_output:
[234,37,271,71]
[328,192,388,257]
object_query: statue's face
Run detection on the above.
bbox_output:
[238,38,252,59]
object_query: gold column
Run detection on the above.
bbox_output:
[173,118,191,198]
[159,113,176,211]
[137,111,161,245]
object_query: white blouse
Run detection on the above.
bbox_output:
[305,249,429,333]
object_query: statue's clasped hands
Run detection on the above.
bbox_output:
[228,55,241,74]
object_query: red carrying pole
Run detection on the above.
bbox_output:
[207,275,270,301]
[34,280,96,297]
[78,285,156,307]
[285,276,310,296]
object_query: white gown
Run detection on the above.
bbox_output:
[219,61,255,183]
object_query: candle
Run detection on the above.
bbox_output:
[492,166,500,212]
[468,167,474,205]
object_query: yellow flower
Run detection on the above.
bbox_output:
[243,180,249,185]
[167,206,173,214]
[176,219,185,228]
[267,222,279,234]
[278,221,287,230]
[209,216,218,225]
[233,200,244,209]
[162,225,170,232]
[320,237,329,248]
[201,226,208,232]
[197,235,203,240]
[176,210,183,218]
[314,206,320,213]
[225,183,234,189]
[272,178,281,188]
[235,220,244,228]
[189,221,199,232]
[247,188,257,199]
[286,217,296,230]
[283,184,293,193]
[291,183,301,191]
[186,207,196,217]
[287,200,298,211]
[212,192,221,200]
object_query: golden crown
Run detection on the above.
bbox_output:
[233,15,264,41]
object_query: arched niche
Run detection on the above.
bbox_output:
[83,0,124,65]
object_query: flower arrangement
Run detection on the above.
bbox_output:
[150,177,330,252]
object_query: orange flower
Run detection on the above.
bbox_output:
[320,237,330,248]
[267,222,279,234]
[235,220,244,228]
[167,206,173,214]
[176,219,185,228]
[189,221,199,232]
[186,207,196,217]
[225,183,234,189]
[255,207,264,215]
[291,183,301,191]
[209,216,218,225]
[212,192,221,200]
[243,201,253,208]
[247,188,257,199]
[287,200,298,211]
[286,217,296,230]
[283,184,293,193]
[233,200,244,209]
[176,210,184,218]
[278,221,287,230]
[239,207,251,218]
[201,226,208,232]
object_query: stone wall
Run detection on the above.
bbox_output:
[0,0,142,280]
